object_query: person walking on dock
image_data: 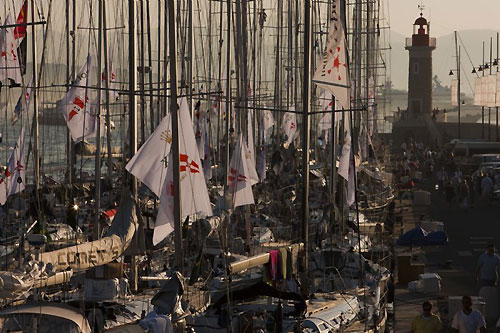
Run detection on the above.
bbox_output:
[451,296,486,333]
[411,301,442,333]
[476,243,500,288]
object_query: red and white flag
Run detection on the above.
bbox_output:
[126,111,172,197]
[0,127,25,205]
[57,55,104,142]
[153,97,212,245]
[101,47,120,101]
[317,90,342,132]
[227,135,255,208]
[0,14,22,84]
[282,108,299,148]
[312,0,350,110]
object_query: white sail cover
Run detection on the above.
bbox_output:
[38,196,137,272]
[0,197,136,303]
[57,55,104,142]
[451,79,458,107]
[153,98,212,245]
[486,74,497,108]
[0,14,22,84]
[312,0,350,110]
[227,135,255,208]
[126,111,172,197]
[0,127,25,205]
[282,109,298,148]
[474,77,482,106]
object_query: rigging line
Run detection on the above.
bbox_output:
[457,33,479,78]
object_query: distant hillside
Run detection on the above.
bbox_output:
[389,29,498,96]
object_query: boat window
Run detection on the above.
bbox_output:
[0,313,81,333]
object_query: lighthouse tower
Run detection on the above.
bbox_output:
[405,14,436,117]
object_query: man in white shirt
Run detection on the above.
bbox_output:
[476,243,500,287]
[451,296,486,333]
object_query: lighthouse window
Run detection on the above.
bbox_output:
[414,63,419,74]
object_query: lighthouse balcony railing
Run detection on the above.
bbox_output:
[405,37,436,48]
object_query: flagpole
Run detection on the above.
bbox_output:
[167,0,183,270]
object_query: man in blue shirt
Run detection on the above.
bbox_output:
[476,243,500,288]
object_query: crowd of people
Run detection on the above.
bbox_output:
[412,242,500,332]
[393,137,500,332]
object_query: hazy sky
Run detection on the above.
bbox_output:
[390,0,500,37]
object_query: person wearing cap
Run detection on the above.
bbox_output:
[411,301,442,333]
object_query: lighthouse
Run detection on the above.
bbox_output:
[405,14,436,118]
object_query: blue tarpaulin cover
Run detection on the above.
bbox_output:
[396,227,448,246]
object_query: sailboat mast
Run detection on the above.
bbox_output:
[65,0,73,202]
[127,0,138,292]
[31,0,40,203]
[103,2,112,181]
[224,0,232,189]
[146,0,155,132]
[302,0,312,280]
[167,0,183,269]
[188,0,194,119]
[94,0,104,240]
[128,0,137,197]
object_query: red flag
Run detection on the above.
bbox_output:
[14,1,28,40]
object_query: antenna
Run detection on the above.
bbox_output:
[418,2,425,17]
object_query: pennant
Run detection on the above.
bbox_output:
[338,115,351,180]
[282,108,299,149]
[14,1,28,39]
[14,1,28,75]
[257,145,267,181]
[262,109,275,143]
[227,135,255,208]
[247,110,259,184]
[0,14,22,84]
[57,55,102,142]
[101,46,120,101]
[347,159,355,206]
[312,0,350,110]
[153,98,212,245]
[126,111,172,197]
[12,77,32,124]
[0,127,25,205]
